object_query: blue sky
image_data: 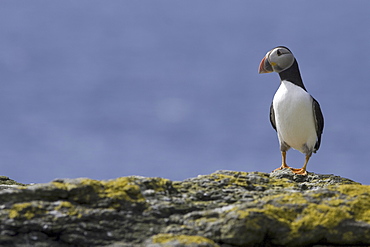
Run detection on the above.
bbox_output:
[0,1,369,184]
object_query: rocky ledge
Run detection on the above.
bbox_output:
[0,170,369,247]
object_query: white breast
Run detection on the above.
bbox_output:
[272,80,317,153]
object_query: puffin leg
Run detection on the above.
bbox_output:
[290,154,311,176]
[273,151,291,171]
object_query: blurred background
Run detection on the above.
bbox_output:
[0,1,369,184]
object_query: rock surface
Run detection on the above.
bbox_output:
[0,170,369,247]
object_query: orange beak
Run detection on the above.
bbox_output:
[258,56,273,74]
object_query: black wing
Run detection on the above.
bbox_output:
[312,97,324,152]
[269,102,277,131]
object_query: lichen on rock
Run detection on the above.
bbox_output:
[0,169,369,246]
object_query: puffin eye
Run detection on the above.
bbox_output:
[277,49,282,56]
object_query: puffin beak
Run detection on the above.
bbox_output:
[258,56,273,74]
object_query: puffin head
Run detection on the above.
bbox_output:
[258,46,295,74]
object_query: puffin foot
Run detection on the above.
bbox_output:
[272,165,291,172]
[289,167,307,176]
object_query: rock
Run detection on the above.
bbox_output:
[0,176,25,190]
[0,169,369,246]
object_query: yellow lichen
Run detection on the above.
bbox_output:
[215,171,302,189]
[79,178,104,191]
[152,233,218,246]
[143,177,172,192]
[230,209,262,230]
[326,198,346,207]
[102,177,145,201]
[8,202,45,220]
[336,184,370,196]
[80,177,146,203]
[16,185,28,189]
[54,201,74,210]
[50,177,147,207]
[268,177,295,189]
[232,195,303,228]
[264,193,308,205]
[258,204,298,225]
[52,181,79,190]
[232,208,250,218]
[337,184,370,223]
[212,172,253,187]
[54,201,82,218]
[342,231,355,241]
[291,203,351,232]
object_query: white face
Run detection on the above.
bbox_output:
[267,47,295,73]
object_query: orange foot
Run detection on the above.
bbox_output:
[290,168,307,176]
[272,165,291,172]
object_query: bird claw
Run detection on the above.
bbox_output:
[272,166,308,176]
[289,168,307,176]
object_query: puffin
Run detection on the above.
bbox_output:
[258,46,324,175]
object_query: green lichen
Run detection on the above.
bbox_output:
[8,202,45,220]
[152,233,219,246]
